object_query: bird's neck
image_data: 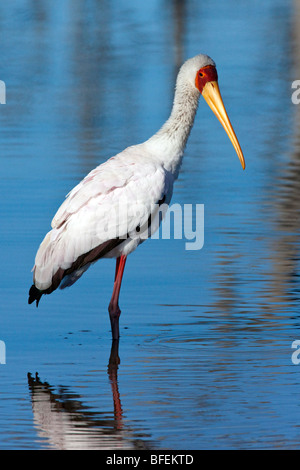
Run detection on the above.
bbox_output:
[146,83,200,176]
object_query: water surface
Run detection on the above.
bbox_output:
[0,0,299,450]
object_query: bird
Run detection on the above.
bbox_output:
[28,54,245,340]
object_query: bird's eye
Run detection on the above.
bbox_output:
[199,72,204,77]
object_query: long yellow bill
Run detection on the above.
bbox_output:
[202,81,245,170]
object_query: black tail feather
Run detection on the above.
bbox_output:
[27,238,125,308]
[28,285,43,307]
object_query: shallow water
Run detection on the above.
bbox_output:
[0,0,300,450]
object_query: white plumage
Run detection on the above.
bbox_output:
[35,149,171,288]
[29,54,245,339]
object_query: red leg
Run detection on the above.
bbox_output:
[114,256,121,281]
[108,255,127,339]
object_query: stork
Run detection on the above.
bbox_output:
[28,54,245,339]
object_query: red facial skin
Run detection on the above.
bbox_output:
[195,65,218,94]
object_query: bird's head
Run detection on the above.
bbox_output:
[180,54,245,170]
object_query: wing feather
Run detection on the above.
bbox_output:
[33,145,173,291]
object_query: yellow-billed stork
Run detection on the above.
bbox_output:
[28,54,245,339]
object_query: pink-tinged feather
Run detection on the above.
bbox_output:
[33,146,171,293]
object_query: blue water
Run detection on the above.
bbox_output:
[0,0,300,449]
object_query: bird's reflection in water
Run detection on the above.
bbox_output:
[27,340,151,450]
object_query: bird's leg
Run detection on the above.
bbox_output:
[108,255,127,340]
